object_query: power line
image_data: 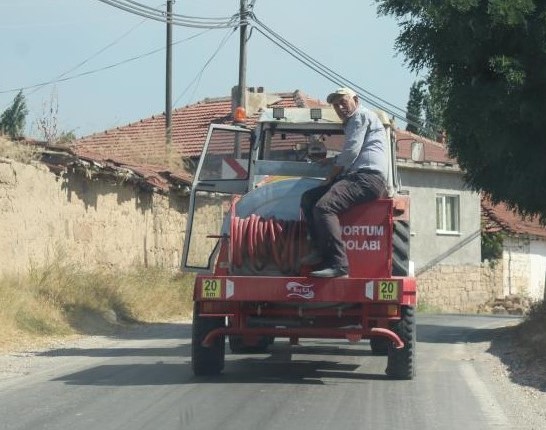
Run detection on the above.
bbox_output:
[95,0,239,28]
[26,11,155,99]
[246,14,439,130]
[173,28,237,106]
[0,30,211,95]
[250,15,410,123]
[122,0,235,21]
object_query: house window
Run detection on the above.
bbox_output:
[436,194,460,234]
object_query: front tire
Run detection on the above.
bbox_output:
[191,303,225,376]
[386,305,416,380]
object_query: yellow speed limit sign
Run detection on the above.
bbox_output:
[202,278,222,299]
[377,280,399,301]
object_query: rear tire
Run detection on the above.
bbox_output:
[386,305,416,380]
[192,303,225,376]
[392,220,410,276]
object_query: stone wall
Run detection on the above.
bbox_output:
[0,158,189,274]
[417,263,503,313]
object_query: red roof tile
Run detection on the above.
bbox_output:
[395,129,455,165]
[73,90,317,161]
[482,197,546,239]
[71,90,454,189]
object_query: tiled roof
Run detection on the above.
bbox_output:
[73,90,316,160]
[482,197,546,239]
[395,129,455,166]
[70,90,323,190]
[71,90,455,190]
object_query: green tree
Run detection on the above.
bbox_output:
[57,130,76,145]
[406,80,425,134]
[481,229,505,266]
[376,0,546,221]
[405,76,447,140]
[0,91,28,139]
[421,74,448,141]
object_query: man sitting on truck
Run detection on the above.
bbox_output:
[300,87,388,277]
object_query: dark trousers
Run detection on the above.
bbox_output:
[300,171,387,269]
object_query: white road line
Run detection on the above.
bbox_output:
[459,361,510,428]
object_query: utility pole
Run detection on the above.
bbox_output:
[165,0,173,149]
[237,0,248,117]
[234,0,248,158]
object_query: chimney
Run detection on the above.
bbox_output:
[411,141,424,162]
[232,85,277,117]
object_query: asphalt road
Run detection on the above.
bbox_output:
[0,314,542,430]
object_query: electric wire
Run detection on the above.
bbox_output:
[254,16,406,115]
[2,1,432,133]
[95,0,239,28]
[122,0,233,21]
[249,15,409,122]
[25,12,156,100]
[173,28,237,106]
[101,0,236,23]
[249,14,437,130]
[0,30,211,95]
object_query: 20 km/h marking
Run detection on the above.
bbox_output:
[378,281,398,300]
[202,279,221,298]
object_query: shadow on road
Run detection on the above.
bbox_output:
[50,340,392,386]
[53,357,389,386]
[487,325,546,393]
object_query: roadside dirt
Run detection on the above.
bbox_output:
[488,320,546,393]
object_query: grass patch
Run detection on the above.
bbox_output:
[0,259,194,351]
[0,137,40,163]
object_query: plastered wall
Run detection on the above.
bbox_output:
[0,158,189,274]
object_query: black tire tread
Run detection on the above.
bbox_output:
[386,305,416,380]
[191,303,225,376]
[392,220,410,276]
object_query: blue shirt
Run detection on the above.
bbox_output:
[334,104,388,181]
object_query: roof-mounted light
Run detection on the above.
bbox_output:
[234,106,246,124]
[310,108,322,121]
[272,107,285,120]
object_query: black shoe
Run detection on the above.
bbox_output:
[309,266,348,278]
[301,250,323,266]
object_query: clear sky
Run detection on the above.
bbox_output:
[0,0,420,138]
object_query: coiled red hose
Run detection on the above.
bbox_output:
[230,214,309,274]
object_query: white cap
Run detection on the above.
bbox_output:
[326,87,357,104]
